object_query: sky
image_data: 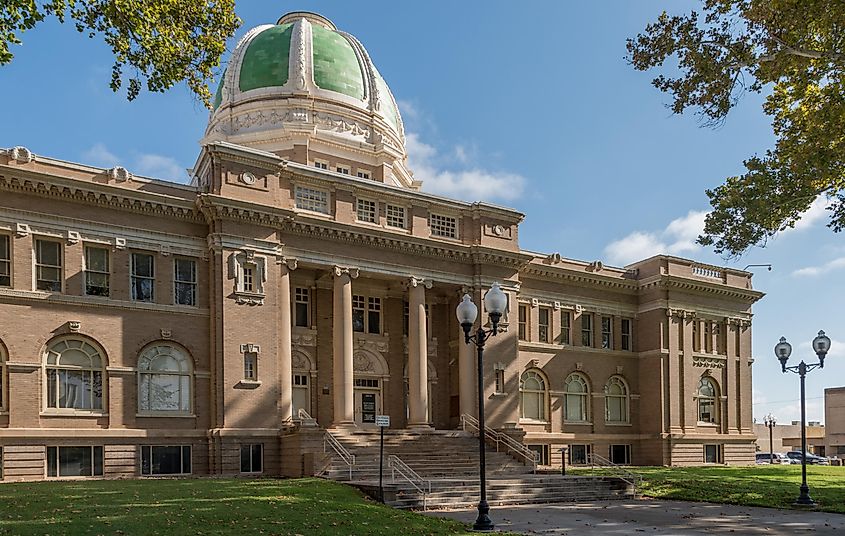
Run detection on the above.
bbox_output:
[2,1,843,424]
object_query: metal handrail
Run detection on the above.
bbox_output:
[296,408,318,426]
[587,452,641,496]
[323,431,356,480]
[460,413,539,472]
[389,455,432,511]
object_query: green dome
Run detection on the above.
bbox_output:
[239,23,293,92]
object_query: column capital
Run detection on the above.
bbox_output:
[333,265,360,279]
[407,276,433,290]
[276,256,298,270]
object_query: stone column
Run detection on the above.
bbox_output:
[407,277,432,428]
[332,265,359,427]
[278,257,297,422]
[458,289,476,419]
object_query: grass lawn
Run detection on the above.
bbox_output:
[575,465,845,513]
[0,477,475,535]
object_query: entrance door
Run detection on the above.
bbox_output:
[292,373,310,417]
[354,378,381,426]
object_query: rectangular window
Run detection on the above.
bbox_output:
[560,311,571,345]
[35,239,62,292]
[715,323,725,354]
[294,374,308,386]
[354,378,379,388]
[336,165,350,175]
[704,322,713,352]
[356,199,377,223]
[692,321,700,352]
[601,316,612,349]
[527,444,550,466]
[621,318,632,351]
[494,369,505,394]
[84,245,110,296]
[294,186,329,214]
[581,314,593,347]
[174,258,196,306]
[313,161,327,170]
[518,305,528,341]
[568,444,592,465]
[610,444,631,465]
[141,445,191,475]
[704,444,722,464]
[131,252,155,302]
[538,308,550,343]
[244,351,258,381]
[356,170,370,179]
[294,287,310,327]
[429,213,457,238]
[352,295,365,333]
[240,444,263,473]
[0,235,11,287]
[386,204,406,228]
[367,296,381,335]
[47,446,103,478]
[243,265,255,293]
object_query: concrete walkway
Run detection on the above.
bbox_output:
[426,499,845,535]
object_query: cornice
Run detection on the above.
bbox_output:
[0,168,202,223]
[639,275,765,303]
[521,264,639,294]
[196,193,296,227]
[0,288,211,317]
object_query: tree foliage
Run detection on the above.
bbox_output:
[627,0,845,256]
[1,0,240,107]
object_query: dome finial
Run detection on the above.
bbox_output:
[277,11,336,30]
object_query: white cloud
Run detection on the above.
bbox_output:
[396,99,419,121]
[83,143,121,167]
[791,256,845,278]
[790,196,831,232]
[134,153,187,181]
[406,132,526,202]
[603,210,708,266]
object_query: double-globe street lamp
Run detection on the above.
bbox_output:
[763,414,776,464]
[774,330,832,505]
[456,283,508,532]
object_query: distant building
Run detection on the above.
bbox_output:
[824,387,845,458]
[754,421,825,456]
[0,11,764,480]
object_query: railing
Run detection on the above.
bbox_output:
[323,430,356,480]
[692,264,723,280]
[295,408,318,427]
[460,413,539,472]
[587,452,641,496]
[389,455,432,511]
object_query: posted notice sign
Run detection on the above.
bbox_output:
[376,415,390,427]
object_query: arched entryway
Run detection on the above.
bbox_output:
[353,349,389,427]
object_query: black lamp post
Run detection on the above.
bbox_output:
[763,414,776,464]
[774,331,831,505]
[456,283,507,532]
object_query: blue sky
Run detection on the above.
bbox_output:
[2,1,843,423]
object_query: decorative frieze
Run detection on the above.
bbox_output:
[693,355,727,369]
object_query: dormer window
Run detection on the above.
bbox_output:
[314,161,328,170]
[336,165,350,175]
[295,186,329,214]
[429,213,457,239]
[386,204,406,229]
[357,170,371,179]
[356,199,377,223]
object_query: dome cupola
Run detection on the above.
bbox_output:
[205,11,415,188]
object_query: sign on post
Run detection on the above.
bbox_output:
[376,415,390,427]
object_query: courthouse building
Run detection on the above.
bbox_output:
[0,11,763,480]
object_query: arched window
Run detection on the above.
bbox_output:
[698,377,718,424]
[138,344,193,414]
[564,373,589,423]
[604,376,629,423]
[520,370,547,421]
[44,337,105,410]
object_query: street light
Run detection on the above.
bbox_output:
[456,282,507,532]
[763,414,776,464]
[774,331,831,505]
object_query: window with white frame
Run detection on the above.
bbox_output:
[336,165,350,175]
[429,213,457,238]
[45,337,104,411]
[174,258,197,306]
[569,444,591,465]
[243,264,256,292]
[141,445,191,475]
[564,372,589,423]
[138,345,193,414]
[494,367,505,394]
[313,161,328,170]
[610,444,631,465]
[538,308,550,343]
[0,234,9,287]
[356,198,377,223]
[241,444,263,473]
[560,311,571,344]
[386,204,406,228]
[527,444,550,465]
[601,316,612,349]
[367,296,382,334]
[581,314,593,347]
[294,287,310,327]
[84,245,110,297]
[131,252,155,302]
[704,444,722,464]
[605,376,629,423]
[352,295,365,333]
[47,446,103,477]
[518,305,528,341]
[294,186,329,214]
[35,238,62,292]
[698,377,718,424]
[356,170,371,179]
[621,318,632,351]
[243,350,258,381]
[520,370,547,421]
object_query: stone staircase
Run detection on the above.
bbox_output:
[318,428,635,510]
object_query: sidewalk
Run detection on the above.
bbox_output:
[425,498,845,535]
